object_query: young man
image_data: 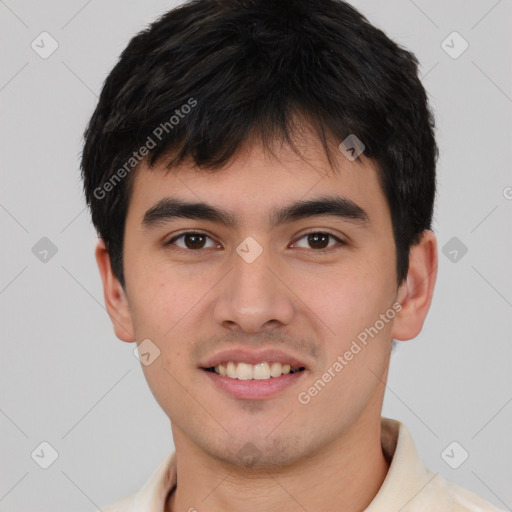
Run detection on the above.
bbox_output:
[81,0,501,510]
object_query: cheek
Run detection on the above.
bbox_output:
[128,259,206,336]
[129,266,209,384]
[293,260,391,339]
[294,263,396,392]
[298,267,393,417]
[344,275,395,340]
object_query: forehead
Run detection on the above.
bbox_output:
[125,134,389,231]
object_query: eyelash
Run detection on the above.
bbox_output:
[164,230,347,254]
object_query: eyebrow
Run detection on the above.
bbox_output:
[141,194,370,230]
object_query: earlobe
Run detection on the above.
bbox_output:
[95,238,136,343]
[392,230,438,341]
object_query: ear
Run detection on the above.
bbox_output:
[95,238,136,343]
[392,230,438,341]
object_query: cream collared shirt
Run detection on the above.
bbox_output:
[101,418,503,512]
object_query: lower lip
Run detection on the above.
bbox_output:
[201,369,306,400]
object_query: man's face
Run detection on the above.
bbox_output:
[119,133,403,468]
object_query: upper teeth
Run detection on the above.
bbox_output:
[214,361,300,380]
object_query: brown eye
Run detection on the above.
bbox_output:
[293,232,345,251]
[307,233,330,250]
[166,232,217,251]
[183,233,206,249]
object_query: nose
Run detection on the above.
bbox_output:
[212,243,295,333]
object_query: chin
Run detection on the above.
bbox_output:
[204,432,307,470]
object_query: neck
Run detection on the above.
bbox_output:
[166,414,389,512]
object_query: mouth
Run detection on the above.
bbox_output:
[201,361,307,400]
[202,361,306,381]
[198,348,310,399]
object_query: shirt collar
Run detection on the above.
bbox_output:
[364,417,435,510]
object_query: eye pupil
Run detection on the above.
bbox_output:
[185,234,205,249]
[308,233,329,249]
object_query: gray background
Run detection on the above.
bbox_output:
[1,0,511,510]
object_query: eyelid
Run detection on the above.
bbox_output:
[291,229,347,249]
[294,228,346,240]
[165,230,219,248]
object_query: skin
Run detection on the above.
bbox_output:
[96,128,437,512]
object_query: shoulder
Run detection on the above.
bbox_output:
[421,471,504,512]
[93,451,176,512]
[377,418,504,512]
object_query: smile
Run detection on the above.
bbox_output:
[204,361,305,380]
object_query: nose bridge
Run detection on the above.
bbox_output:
[234,241,274,300]
[213,237,294,331]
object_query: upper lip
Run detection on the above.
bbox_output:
[199,348,310,370]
